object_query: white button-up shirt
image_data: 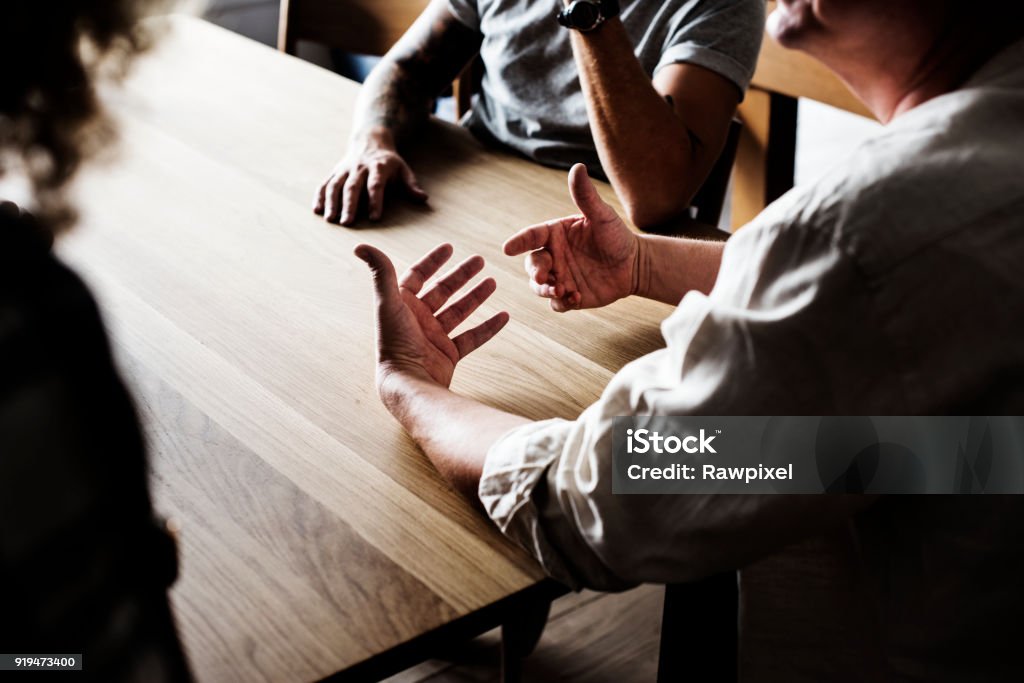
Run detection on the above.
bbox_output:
[479,38,1024,680]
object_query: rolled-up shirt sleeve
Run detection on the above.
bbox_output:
[480,207,881,590]
[654,0,765,96]
[478,418,579,585]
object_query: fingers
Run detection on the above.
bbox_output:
[339,168,368,226]
[404,249,497,334]
[420,254,485,312]
[524,250,567,300]
[353,244,400,307]
[550,291,581,313]
[568,163,612,223]
[324,171,348,222]
[400,163,429,203]
[436,277,496,333]
[366,169,386,221]
[526,250,554,286]
[399,243,454,295]
[356,244,508,361]
[453,311,510,359]
[319,154,426,226]
[503,219,563,256]
[313,178,328,215]
[506,221,578,302]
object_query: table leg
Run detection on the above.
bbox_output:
[657,572,739,683]
[499,597,552,683]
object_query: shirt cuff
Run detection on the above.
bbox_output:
[479,418,582,588]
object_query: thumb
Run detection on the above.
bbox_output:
[568,163,613,222]
[354,244,400,305]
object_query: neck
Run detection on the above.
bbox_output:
[830,28,1008,124]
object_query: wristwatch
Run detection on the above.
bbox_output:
[556,0,621,32]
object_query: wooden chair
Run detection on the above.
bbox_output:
[729,0,874,229]
[689,117,743,228]
[278,0,479,119]
[277,0,429,57]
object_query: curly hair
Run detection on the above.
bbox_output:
[1,0,165,233]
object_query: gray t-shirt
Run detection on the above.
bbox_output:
[446,0,764,173]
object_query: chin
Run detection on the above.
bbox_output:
[766,2,811,49]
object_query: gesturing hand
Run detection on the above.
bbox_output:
[315,135,429,226]
[355,243,509,392]
[502,164,639,312]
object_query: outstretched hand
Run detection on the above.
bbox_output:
[355,243,509,392]
[502,164,638,312]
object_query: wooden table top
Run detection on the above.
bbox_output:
[59,15,674,682]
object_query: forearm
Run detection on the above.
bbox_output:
[349,0,481,149]
[351,61,434,149]
[381,373,530,501]
[634,233,724,304]
[569,20,694,227]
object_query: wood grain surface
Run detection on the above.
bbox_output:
[58,16,674,682]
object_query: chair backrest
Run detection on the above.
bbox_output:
[690,117,743,228]
[278,0,477,119]
[278,0,430,56]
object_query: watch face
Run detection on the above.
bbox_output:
[570,2,599,29]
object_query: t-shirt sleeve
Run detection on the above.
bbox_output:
[446,0,481,30]
[479,207,879,590]
[656,0,766,96]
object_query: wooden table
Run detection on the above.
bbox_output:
[59,15,674,682]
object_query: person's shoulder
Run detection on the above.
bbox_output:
[1,214,107,385]
[728,85,1024,275]
[1,235,100,330]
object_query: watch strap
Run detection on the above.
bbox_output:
[599,0,621,22]
[557,0,621,32]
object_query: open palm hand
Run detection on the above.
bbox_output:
[355,243,508,389]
